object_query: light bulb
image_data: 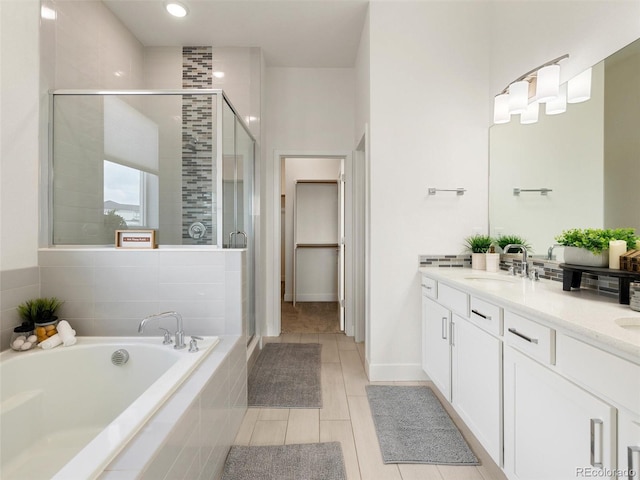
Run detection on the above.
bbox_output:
[567,68,592,103]
[546,83,567,115]
[536,64,560,103]
[508,81,529,115]
[493,94,511,124]
[520,102,539,125]
[165,2,188,17]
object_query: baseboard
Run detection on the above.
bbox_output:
[367,362,429,382]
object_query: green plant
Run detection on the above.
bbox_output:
[554,228,638,254]
[497,234,532,253]
[463,234,494,254]
[17,297,64,324]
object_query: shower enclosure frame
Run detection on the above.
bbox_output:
[46,89,256,250]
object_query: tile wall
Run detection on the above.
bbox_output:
[0,267,40,349]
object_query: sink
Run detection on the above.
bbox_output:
[615,317,640,332]
[463,275,518,283]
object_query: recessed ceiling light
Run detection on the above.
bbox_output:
[165,2,188,18]
[41,6,57,20]
[213,71,225,79]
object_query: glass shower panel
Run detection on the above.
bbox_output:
[222,101,237,248]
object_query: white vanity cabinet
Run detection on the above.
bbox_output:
[504,346,617,480]
[619,412,640,479]
[421,276,502,464]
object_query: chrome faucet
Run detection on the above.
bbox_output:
[504,244,529,278]
[547,244,562,260]
[138,311,186,349]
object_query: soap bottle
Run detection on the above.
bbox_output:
[486,245,500,273]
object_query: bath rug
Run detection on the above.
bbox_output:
[366,385,479,465]
[222,442,346,480]
[248,343,322,408]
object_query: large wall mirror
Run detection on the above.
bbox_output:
[489,37,640,259]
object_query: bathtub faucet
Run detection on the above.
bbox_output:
[138,311,186,350]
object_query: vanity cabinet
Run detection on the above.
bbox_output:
[618,412,640,479]
[421,278,502,464]
[504,346,617,480]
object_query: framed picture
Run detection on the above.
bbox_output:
[115,230,157,249]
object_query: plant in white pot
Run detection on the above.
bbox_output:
[464,234,494,270]
[554,228,638,267]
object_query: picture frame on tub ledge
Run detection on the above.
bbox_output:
[115,230,157,249]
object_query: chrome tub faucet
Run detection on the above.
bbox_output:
[138,311,186,349]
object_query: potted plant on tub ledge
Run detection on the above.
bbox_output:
[464,234,493,270]
[554,228,638,267]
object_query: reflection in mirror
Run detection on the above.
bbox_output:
[489,37,640,259]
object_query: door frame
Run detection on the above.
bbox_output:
[270,150,359,337]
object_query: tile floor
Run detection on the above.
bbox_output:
[234,333,507,480]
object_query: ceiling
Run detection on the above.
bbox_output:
[103,0,369,68]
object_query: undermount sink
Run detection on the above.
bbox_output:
[463,275,518,283]
[615,317,640,332]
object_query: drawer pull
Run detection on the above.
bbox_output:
[508,328,539,344]
[629,446,640,480]
[450,321,455,347]
[441,317,448,340]
[590,418,603,469]
[422,284,433,290]
[471,309,491,321]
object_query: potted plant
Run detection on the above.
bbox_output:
[464,234,494,270]
[554,228,638,267]
[496,234,532,254]
[17,297,64,343]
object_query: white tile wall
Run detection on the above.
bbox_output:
[100,335,247,480]
[39,249,246,339]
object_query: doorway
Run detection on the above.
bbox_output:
[280,157,344,334]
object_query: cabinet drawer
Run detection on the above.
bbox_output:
[504,310,555,364]
[469,296,502,336]
[438,283,469,317]
[421,276,437,299]
[556,334,640,414]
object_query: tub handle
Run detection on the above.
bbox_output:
[159,328,173,345]
[189,336,204,353]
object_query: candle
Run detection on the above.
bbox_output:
[609,240,626,269]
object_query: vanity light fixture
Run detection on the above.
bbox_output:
[567,67,592,103]
[546,83,567,115]
[493,53,569,125]
[165,1,188,17]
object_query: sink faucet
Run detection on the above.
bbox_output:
[138,311,186,349]
[547,244,562,260]
[504,244,529,278]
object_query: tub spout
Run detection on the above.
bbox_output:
[138,312,186,350]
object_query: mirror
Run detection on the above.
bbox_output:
[489,37,640,259]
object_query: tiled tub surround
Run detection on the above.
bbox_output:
[100,335,247,480]
[38,248,246,340]
[0,267,40,351]
[419,254,622,298]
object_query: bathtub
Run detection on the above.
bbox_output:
[0,335,220,480]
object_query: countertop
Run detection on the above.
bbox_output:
[419,267,640,364]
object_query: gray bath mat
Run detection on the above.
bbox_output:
[248,343,322,408]
[366,385,479,465]
[222,442,346,480]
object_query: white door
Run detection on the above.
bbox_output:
[451,316,502,465]
[422,296,451,400]
[338,162,345,331]
[504,347,616,480]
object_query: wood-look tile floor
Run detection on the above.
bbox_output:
[234,333,507,480]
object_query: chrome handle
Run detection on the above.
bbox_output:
[159,327,173,345]
[450,321,455,347]
[189,336,204,353]
[629,446,640,480]
[441,317,447,340]
[472,309,491,321]
[590,418,603,469]
[228,231,237,248]
[421,284,432,290]
[508,327,538,344]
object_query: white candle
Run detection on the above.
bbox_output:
[609,240,626,269]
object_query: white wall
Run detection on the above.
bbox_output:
[354,7,370,145]
[366,1,491,380]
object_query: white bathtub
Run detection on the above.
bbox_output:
[0,336,219,480]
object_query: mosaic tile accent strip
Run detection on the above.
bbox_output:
[182,46,216,245]
[419,255,471,268]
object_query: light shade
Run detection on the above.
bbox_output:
[546,83,567,115]
[493,93,511,124]
[520,102,539,124]
[567,67,592,103]
[536,64,560,103]
[165,2,188,17]
[508,80,529,114]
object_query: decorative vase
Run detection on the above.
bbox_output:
[563,246,609,267]
[485,253,500,272]
[472,253,486,270]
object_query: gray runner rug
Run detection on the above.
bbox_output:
[222,442,346,480]
[248,343,322,408]
[366,385,479,465]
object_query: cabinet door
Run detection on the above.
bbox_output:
[504,347,616,480]
[619,411,640,480]
[422,295,451,400]
[452,315,502,465]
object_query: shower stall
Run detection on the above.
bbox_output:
[49,90,256,339]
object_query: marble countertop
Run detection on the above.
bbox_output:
[419,267,640,364]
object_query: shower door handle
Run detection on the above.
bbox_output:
[228,231,237,248]
[236,231,247,248]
